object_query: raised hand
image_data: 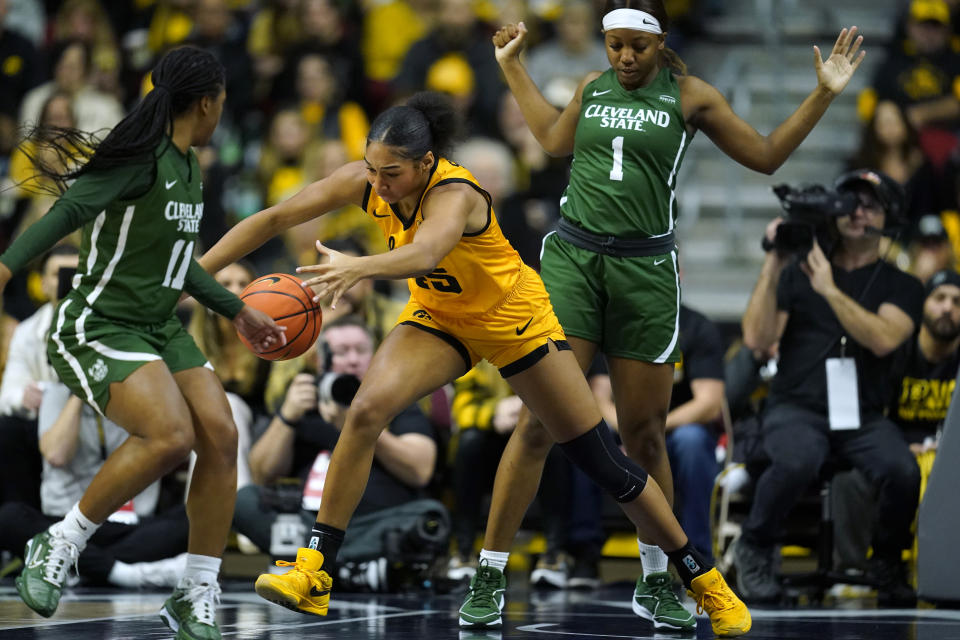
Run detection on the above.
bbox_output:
[492,22,529,65]
[814,26,865,96]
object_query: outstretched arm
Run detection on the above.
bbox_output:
[684,26,865,174]
[199,161,368,274]
[298,184,477,308]
[492,22,592,157]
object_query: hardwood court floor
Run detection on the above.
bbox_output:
[2,579,958,639]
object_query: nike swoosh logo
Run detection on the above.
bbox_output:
[165,180,177,189]
[78,523,88,531]
[371,211,390,218]
[643,18,657,26]
[516,318,533,335]
[653,258,667,266]
[310,587,330,598]
[592,89,612,96]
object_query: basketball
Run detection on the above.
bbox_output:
[237,273,322,361]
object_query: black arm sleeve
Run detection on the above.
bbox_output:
[0,163,151,273]
[184,259,244,320]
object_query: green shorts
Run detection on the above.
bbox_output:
[540,231,681,363]
[47,297,209,414]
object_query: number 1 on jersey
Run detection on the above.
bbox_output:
[162,239,194,289]
[609,136,624,181]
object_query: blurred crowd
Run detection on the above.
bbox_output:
[0,0,959,604]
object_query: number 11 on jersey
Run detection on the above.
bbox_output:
[609,136,624,182]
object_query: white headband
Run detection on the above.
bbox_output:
[602,8,663,34]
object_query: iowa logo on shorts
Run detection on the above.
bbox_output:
[412,309,432,321]
[88,358,108,383]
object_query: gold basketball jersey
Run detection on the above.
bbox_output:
[363,158,523,316]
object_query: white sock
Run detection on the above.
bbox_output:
[181,553,221,587]
[638,541,668,577]
[479,549,509,573]
[50,503,98,550]
[108,561,141,588]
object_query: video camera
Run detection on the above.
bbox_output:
[763,184,859,256]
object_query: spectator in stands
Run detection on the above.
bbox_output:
[294,52,370,162]
[0,245,77,510]
[19,40,123,135]
[908,213,956,284]
[446,359,571,589]
[234,315,446,591]
[276,0,365,107]
[859,0,960,171]
[0,0,42,146]
[525,0,608,108]
[50,0,122,105]
[186,0,253,130]
[833,268,960,576]
[847,100,945,225]
[246,0,301,104]
[8,92,78,235]
[737,168,923,606]
[393,0,504,137]
[360,0,432,112]
[0,378,190,589]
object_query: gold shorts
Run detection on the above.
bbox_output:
[396,264,568,376]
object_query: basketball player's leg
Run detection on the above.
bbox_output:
[81,361,196,522]
[606,358,693,629]
[315,323,469,531]
[504,346,751,636]
[481,336,598,552]
[505,344,684,546]
[255,323,469,615]
[173,366,238,558]
[17,322,196,617]
[608,358,675,504]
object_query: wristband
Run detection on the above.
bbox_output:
[275,411,299,428]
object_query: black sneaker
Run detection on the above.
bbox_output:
[873,556,916,608]
[732,537,782,603]
[567,549,600,589]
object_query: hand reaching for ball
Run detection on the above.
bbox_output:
[234,306,286,353]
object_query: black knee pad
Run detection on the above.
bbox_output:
[559,421,647,502]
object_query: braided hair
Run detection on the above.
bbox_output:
[23,46,225,194]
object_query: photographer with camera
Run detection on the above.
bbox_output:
[736,169,924,606]
[233,315,448,591]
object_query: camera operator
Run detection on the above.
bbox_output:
[233,315,448,591]
[736,169,924,606]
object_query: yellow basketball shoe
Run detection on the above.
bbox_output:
[688,568,752,637]
[254,548,333,616]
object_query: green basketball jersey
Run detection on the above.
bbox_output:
[561,67,690,238]
[67,143,205,324]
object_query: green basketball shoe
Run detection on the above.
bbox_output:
[15,530,80,618]
[633,571,697,630]
[458,561,506,628]
[159,578,223,640]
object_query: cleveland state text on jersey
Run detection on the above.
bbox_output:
[164,201,203,233]
[583,103,671,131]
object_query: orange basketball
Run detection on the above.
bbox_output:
[237,273,322,361]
